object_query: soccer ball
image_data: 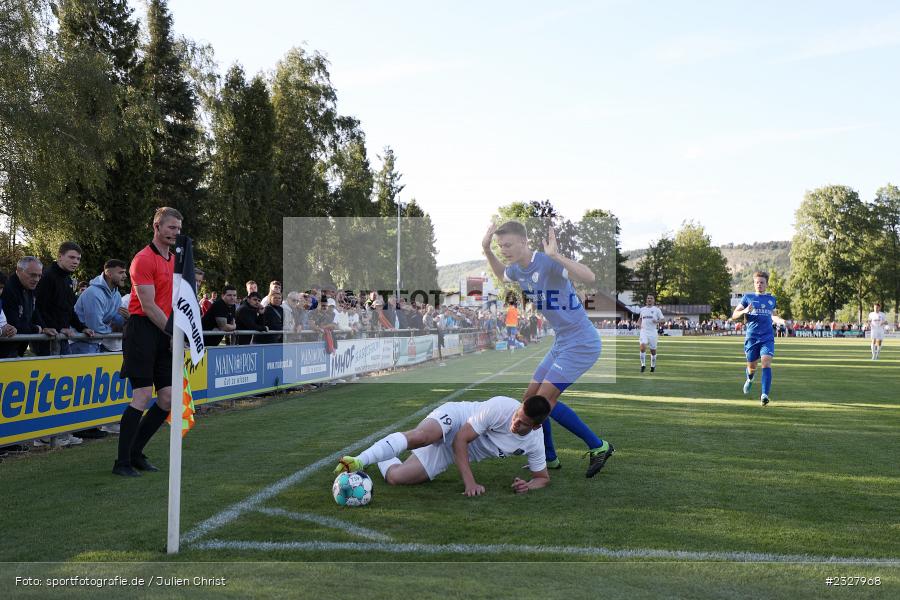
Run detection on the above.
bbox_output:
[332,470,373,507]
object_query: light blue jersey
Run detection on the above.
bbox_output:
[505,252,592,336]
[505,252,600,391]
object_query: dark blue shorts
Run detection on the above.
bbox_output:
[744,337,775,362]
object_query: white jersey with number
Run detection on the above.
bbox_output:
[868,311,887,339]
[412,396,546,479]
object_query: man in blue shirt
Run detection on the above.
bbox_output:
[482,221,614,478]
[730,270,787,406]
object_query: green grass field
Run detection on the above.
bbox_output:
[1,336,898,599]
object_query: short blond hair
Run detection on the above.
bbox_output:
[753,270,769,282]
[153,206,183,228]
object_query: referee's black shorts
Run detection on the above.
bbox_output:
[121,315,172,390]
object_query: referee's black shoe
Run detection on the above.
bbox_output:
[112,461,141,477]
[131,454,159,472]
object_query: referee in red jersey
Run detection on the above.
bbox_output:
[113,207,182,477]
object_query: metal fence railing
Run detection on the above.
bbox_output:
[0,327,491,358]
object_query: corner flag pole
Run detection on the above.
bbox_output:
[167,273,184,554]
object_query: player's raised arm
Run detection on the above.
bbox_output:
[482,223,506,281]
[452,422,485,497]
[543,228,596,283]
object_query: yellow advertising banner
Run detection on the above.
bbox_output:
[0,352,207,446]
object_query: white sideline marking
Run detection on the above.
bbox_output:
[254,507,392,542]
[182,354,536,544]
[192,539,899,564]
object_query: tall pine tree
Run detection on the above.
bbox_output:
[206,66,277,288]
[143,0,205,237]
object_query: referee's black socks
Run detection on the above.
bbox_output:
[130,404,170,461]
[116,406,144,466]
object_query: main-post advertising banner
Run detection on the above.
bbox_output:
[205,342,330,400]
[0,353,207,446]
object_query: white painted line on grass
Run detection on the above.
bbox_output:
[191,539,899,564]
[182,353,536,544]
[254,507,392,542]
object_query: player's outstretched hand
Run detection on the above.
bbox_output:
[511,477,530,494]
[543,228,558,258]
[482,223,497,250]
[464,483,486,497]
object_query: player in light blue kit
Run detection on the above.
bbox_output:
[482,221,614,478]
[730,270,787,406]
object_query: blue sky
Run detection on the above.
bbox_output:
[155,0,900,264]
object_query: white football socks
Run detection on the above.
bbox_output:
[640,351,646,366]
[651,354,657,368]
[359,432,408,467]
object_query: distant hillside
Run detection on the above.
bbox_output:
[437,259,489,291]
[624,241,792,292]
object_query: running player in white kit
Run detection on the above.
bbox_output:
[638,294,665,373]
[335,395,552,497]
[867,302,887,360]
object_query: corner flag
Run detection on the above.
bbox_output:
[168,234,205,554]
[173,235,205,365]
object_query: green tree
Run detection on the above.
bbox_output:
[14,0,157,276]
[577,208,630,296]
[789,185,872,320]
[374,146,405,217]
[667,222,731,313]
[1,0,124,263]
[633,235,676,305]
[143,0,206,236]
[205,66,277,288]
[398,200,439,295]
[870,184,900,315]
[767,268,792,320]
[330,128,375,217]
[271,47,341,218]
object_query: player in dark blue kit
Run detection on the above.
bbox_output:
[730,270,787,406]
[483,221,614,478]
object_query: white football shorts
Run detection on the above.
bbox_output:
[639,330,659,349]
[410,403,467,480]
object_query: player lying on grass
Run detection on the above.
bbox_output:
[729,270,787,407]
[335,395,552,497]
